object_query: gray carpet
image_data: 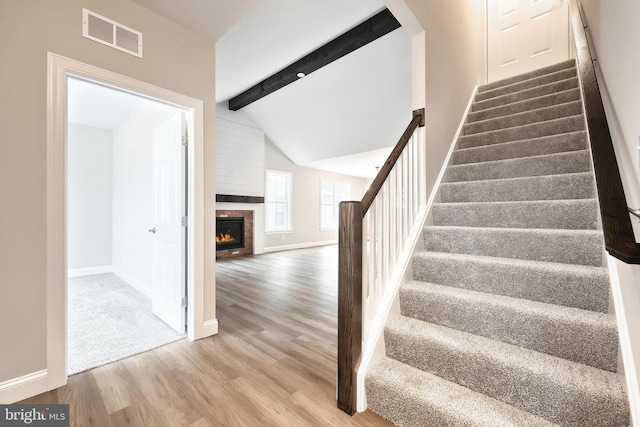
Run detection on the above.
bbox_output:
[365,60,630,426]
[67,273,184,375]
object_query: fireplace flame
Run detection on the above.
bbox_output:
[216,231,236,243]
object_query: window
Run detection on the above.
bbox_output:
[266,170,292,232]
[321,180,351,230]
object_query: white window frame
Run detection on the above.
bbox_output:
[265,169,292,233]
[320,180,351,231]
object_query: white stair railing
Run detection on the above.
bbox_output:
[337,108,426,414]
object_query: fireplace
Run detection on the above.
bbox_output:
[216,217,244,251]
[216,210,253,258]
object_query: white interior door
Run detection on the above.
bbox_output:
[487,0,569,82]
[151,113,186,334]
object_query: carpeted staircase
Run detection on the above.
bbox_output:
[365,60,630,426]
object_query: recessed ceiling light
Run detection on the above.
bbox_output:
[296,72,306,78]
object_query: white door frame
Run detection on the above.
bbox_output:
[46,52,205,390]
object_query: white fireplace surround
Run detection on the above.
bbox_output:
[215,202,265,254]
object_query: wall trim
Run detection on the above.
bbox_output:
[0,370,48,404]
[45,52,208,401]
[67,265,113,278]
[263,240,337,253]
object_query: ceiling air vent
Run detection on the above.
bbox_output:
[82,9,143,58]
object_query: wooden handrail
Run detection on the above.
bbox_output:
[337,201,363,415]
[361,108,425,214]
[337,108,425,414]
[570,0,640,264]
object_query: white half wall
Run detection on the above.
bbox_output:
[67,123,113,271]
[112,102,184,297]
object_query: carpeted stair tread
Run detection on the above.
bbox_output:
[399,280,618,371]
[412,251,610,312]
[472,77,579,112]
[439,172,594,203]
[384,316,629,427]
[365,61,629,426]
[445,150,591,183]
[458,115,585,149]
[365,357,560,427]
[451,131,587,165]
[423,226,603,266]
[467,88,581,123]
[479,59,575,93]
[463,101,582,135]
[431,199,599,230]
[476,67,577,102]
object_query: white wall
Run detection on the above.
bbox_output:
[264,139,368,251]
[579,0,640,210]
[67,123,113,272]
[215,104,266,254]
[215,103,265,198]
[214,106,368,253]
[112,102,183,295]
[578,0,640,421]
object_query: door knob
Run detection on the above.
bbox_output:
[148,227,157,234]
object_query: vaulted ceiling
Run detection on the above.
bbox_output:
[215,0,412,177]
[127,0,413,177]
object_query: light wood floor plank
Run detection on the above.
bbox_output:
[21,245,394,426]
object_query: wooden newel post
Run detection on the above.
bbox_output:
[337,201,363,415]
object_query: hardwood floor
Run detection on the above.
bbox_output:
[22,245,394,427]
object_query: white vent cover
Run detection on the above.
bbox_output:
[82,9,143,58]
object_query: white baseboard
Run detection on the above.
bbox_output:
[111,266,151,299]
[263,240,337,253]
[0,370,48,404]
[68,265,113,278]
[201,319,219,338]
[607,257,640,426]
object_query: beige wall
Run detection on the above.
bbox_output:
[264,140,368,250]
[0,0,216,382]
[388,0,486,192]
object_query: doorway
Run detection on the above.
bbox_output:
[487,0,570,82]
[66,77,188,374]
[47,53,206,389]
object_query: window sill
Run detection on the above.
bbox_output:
[265,229,293,235]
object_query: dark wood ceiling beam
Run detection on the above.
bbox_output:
[228,8,401,111]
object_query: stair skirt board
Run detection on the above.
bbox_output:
[364,59,630,426]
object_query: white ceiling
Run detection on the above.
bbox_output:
[67,78,180,130]
[302,147,393,179]
[72,0,411,178]
[242,28,411,166]
[216,0,412,177]
[215,0,387,101]
[67,78,142,129]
